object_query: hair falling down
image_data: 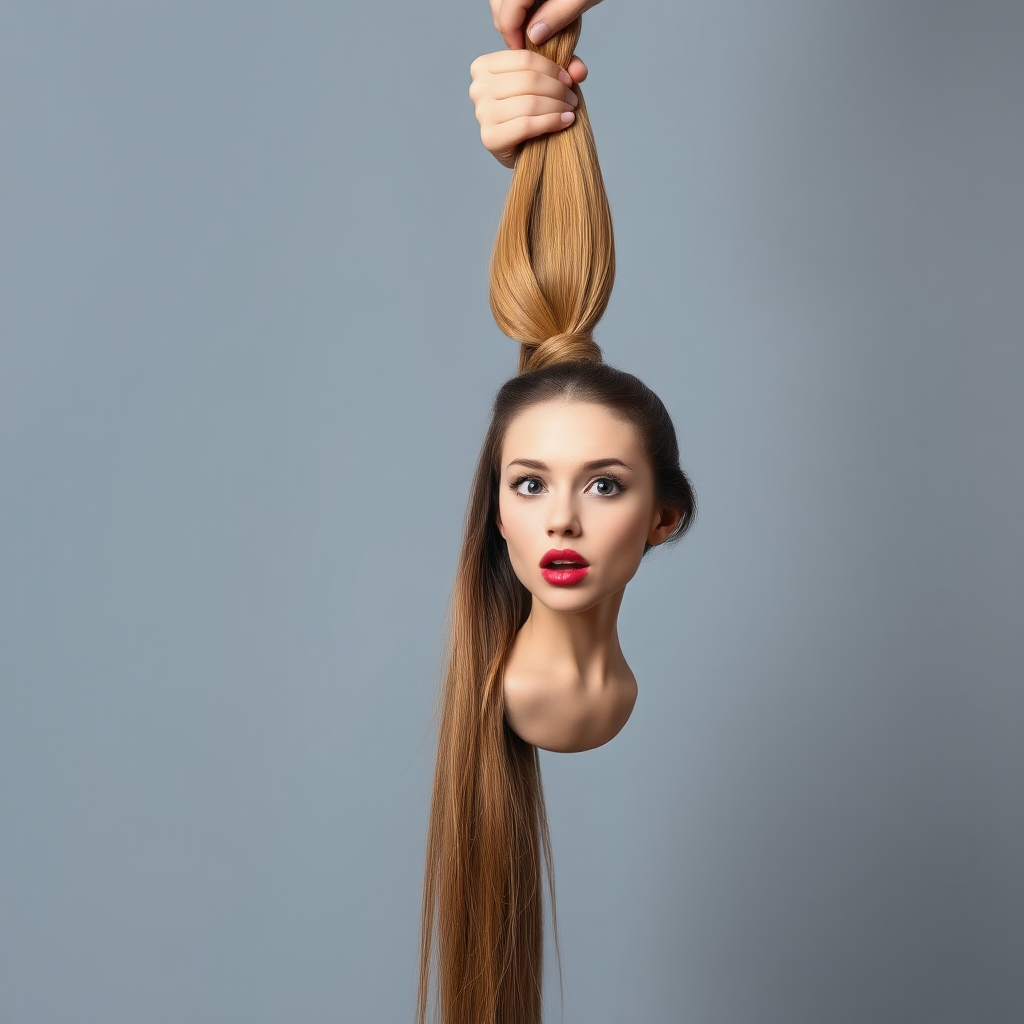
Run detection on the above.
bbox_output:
[417,16,613,1024]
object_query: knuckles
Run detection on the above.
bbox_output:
[479,125,502,151]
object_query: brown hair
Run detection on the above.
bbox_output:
[418,15,696,1024]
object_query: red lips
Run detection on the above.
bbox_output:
[540,548,589,568]
[540,549,589,587]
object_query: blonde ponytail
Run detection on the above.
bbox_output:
[488,16,616,375]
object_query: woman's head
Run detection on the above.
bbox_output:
[495,392,686,619]
[453,357,695,642]
[481,358,695,568]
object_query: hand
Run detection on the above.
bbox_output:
[469,49,589,168]
[490,0,604,50]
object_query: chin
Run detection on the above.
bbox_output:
[530,588,611,614]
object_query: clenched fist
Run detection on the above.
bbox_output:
[469,48,588,168]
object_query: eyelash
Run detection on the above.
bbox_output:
[509,474,627,498]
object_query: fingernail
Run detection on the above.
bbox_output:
[560,110,575,124]
[565,91,578,107]
[529,22,551,44]
[558,69,573,88]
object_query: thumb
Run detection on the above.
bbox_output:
[567,55,588,83]
[525,0,600,45]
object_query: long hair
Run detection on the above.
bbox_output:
[418,14,696,1024]
[489,15,613,375]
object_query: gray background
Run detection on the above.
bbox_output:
[1,2,1021,1022]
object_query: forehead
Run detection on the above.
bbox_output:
[500,399,643,464]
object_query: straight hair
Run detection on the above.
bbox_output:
[418,15,695,1023]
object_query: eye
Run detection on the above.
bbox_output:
[511,475,545,497]
[590,475,625,497]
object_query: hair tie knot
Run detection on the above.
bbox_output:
[520,333,603,374]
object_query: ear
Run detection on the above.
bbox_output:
[647,505,682,547]
[495,509,505,540]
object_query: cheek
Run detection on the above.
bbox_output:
[497,498,539,587]
[497,494,527,553]
[599,505,652,569]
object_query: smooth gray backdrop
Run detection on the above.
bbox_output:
[1,3,1021,1023]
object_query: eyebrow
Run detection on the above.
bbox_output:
[505,458,634,473]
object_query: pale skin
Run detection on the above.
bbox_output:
[470,49,585,168]
[490,0,605,50]
[473,0,605,167]
[496,400,682,752]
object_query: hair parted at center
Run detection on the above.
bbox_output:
[418,13,696,1024]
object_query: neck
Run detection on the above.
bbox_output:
[502,587,638,753]
[514,587,628,686]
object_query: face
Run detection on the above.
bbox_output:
[495,399,679,615]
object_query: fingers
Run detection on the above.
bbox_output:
[523,0,604,45]
[470,49,581,168]
[473,19,589,83]
[566,55,588,83]
[481,109,577,169]
[469,49,574,93]
[492,0,604,49]
[491,0,534,50]
[479,68,576,104]
[479,91,577,130]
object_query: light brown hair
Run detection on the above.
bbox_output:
[418,15,696,1024]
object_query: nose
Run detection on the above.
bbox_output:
[546,491,581,538]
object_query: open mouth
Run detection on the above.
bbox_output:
[539,548,590,587]
[540,548,589,569]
